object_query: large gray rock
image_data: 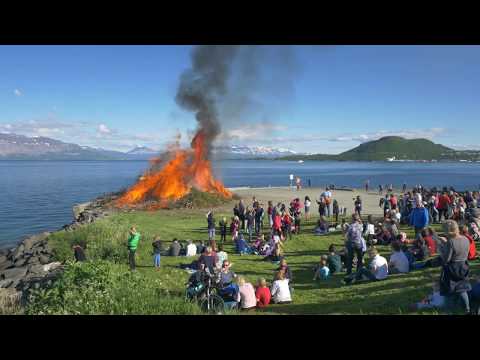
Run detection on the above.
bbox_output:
[11,244,25,261]
[1,267,28,282]
[23,232,49,251]
[14,258,28,268]
[39,255,50,265]
[0,255,7,264]
[0,279,13,288]
[73,202,92,220]
[0,259,12,271]
[28,264,46,275]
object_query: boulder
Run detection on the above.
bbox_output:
[0,259,13,271]
[10,244,25,261]
[0,279,13,288]
[28,264,46,275]
[23,232,49,251]
[1,267,28,282]
[73,202,92,220]
[14,258,28,268]
[39,255,50,265]
[0,255,7,264]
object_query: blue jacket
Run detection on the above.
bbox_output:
[409,207,429,229]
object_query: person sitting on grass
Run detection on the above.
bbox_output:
[169,238,181,257]
[389,241,410,274]
[236,276,257,312]
[271,271,292,304]
[344,247,388,285]
[461,224,478,261]
[409,281,446,312]
[186,240,197,257]
[152,236,163,271]
[276,258,293,287]
[422,228,437,256]
[235,233,251,255]
[198,246,218,274]
[313,256,330,281]
[216,244,228,269]
[327,244,343,274]
[314,216,329,235]
[255,278,271,309]
[219,260,237,287]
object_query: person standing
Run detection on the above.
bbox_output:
[304,196,312,221]
[439,220,472,314]
[127,226,140,271]
[238,200,246,231]
[152,236,162,271]
[365,180,370,193]
[255,205,264,235]
[354,196,362,217]
[409,194,430,240]
[219,217,228,243]
[344,214,366,276]
[207,211,216,242]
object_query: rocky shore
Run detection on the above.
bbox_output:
[0,192,118,312]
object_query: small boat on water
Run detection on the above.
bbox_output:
[297,160,304,164]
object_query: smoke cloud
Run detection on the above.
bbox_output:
[175,45,300,154]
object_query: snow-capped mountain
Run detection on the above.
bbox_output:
[213,145,300,159]
[126,146,158,155]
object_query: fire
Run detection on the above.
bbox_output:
[116,131,231,208]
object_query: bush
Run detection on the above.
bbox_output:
[25,261,202,315]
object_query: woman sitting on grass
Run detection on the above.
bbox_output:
[314,216,329,235]
[271,271,292,304]
[327,244,343,274]
[388,241,410,274]
[236,276,257,312]
[255,278,271,309]
[235,233,252,255]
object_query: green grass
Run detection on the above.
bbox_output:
[36,205,480,315]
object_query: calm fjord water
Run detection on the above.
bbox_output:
[2,160,480,248]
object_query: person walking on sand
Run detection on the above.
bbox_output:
[365,180,370,193]
[127,226,140,271]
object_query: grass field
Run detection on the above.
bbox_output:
[37,204,480,315]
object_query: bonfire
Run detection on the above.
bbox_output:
[116,131,232,209]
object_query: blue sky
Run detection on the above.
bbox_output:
[1,45,479,153]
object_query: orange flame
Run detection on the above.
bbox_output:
[116,131,231,207]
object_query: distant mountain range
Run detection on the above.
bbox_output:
[280,136,480,162]
[0,133,299,160]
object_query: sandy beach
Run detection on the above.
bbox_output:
[227,186,394,217]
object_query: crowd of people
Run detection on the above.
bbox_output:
[118,183,480,314]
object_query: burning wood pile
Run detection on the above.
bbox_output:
[115,131,232,209]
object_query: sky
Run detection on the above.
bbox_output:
[1,45,479,154]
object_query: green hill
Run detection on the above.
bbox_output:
[280,136,478,161]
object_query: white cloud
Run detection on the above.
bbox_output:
[219,122,287,143]
[97,123,112,135]
[13,89,22,97]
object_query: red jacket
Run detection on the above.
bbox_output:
[255,286,271,308]
[423,235,436,255]
[437,195,451,209]
[464,233,477,260]
[273,215,282,230]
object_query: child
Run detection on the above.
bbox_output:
[255,278,271,308]
[313,255,330,280]
[410,282,446,311]
[152,236,162,270]
[327,244,342,274]
[219,217,228,243]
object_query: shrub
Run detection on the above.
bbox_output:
[25,260,202,315]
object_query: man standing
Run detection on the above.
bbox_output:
[127,226,140,271]
[409,194,429,240]
[207,210,216,241]
[365,180,369,193]
[323,188,332,217]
